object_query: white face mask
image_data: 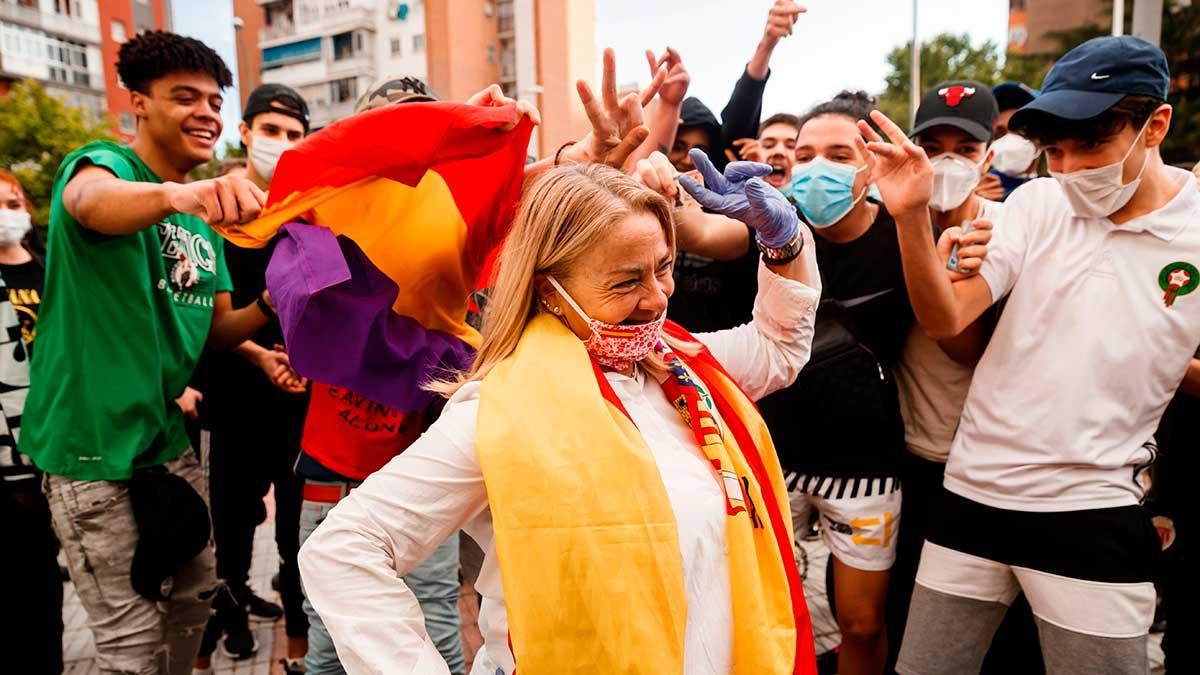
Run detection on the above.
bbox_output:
[248,134,293,183]
[990,133,1041,176]
[1050,120,1151,219]
[0,210,32,246]
[929,153,986,212]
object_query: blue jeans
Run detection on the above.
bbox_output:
[299,497,465,675]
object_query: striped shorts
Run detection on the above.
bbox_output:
[786,472,902,572]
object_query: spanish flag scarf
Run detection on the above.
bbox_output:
[476,314,817,674]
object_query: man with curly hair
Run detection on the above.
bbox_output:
[22,31,296,675]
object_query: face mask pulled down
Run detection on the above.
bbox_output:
[1050,120,1151,219]
[249,135,292,183]
[547,276,666,372]
[0,210,32,246]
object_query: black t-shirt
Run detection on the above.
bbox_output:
[201,237,307,426]
[759,201,913,477]
[0,259,44,356]
[668,226,759,333]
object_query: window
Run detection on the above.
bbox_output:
[487,44,496,64]
[484,1,494,17]
[110,19,127,43]
[390,38,402,55]
[119,112,137,133]
[330,77,357,103]
[332,32,357,60]
[412,33,424,52]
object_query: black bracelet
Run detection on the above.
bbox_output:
[554,141,577,166]
[256,292,276,318]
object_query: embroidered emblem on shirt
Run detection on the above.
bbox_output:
[1159,262,1199,307]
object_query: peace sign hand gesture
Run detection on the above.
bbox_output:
[854,109,933,218]
[562,47,666,169]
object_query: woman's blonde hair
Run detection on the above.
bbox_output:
[432,163,694,396]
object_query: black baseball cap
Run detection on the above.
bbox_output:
[909,80,998,143]
[1010,36,1169,127]
[993,81,1039,112]
[243,83,310,133]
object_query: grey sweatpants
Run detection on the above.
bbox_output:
[45,451,218,675]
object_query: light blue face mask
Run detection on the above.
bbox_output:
[788,157,869,228]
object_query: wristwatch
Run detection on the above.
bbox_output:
[757,231,805,266]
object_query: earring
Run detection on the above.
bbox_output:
[553,305,561,314]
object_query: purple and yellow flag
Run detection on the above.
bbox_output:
[216,102,533,412]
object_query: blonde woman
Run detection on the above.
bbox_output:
[299,158,822,675]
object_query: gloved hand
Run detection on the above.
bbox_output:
[679,148,799,248]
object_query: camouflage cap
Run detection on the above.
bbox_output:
[354,75,440,113]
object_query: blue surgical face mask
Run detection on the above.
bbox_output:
[788,157,869,228]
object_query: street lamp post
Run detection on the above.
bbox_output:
[910,0,920,129]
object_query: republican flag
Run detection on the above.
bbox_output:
[215,102,533,412]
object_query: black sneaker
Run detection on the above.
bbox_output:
[280,657,306,674]
[220,608,259,660]
[231,584,284,622]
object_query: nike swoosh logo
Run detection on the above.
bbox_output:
[1091,72,1111,80]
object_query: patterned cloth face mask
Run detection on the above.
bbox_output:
[547,276,666,372]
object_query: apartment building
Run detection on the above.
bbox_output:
[0,0,106,114]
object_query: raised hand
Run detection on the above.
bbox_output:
[167,174,266,226]
[562,47,666,169]
[633,151,680,201]
[464,83,542,130]
[854,109,934,218]
[679,148,798,248]
[731,137,763,162]
[763,1,806,45]
[645,47,690,107]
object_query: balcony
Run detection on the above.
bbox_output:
[309,98,357,128]
[260,4,374,47]
[0,2,100,45]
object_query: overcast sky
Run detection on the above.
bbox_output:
[172,0,1011,149]
[595,0,1010,120]
[171,0,243,148]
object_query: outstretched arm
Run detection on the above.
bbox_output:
[857,110,994,339]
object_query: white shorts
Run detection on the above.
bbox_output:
[787,472,901,572]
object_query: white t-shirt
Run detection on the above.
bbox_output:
[896,199,1005,463]
[947,169,1200,512]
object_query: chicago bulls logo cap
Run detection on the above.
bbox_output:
[910,79,998,142]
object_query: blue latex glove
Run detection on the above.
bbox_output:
[678,148,800,249]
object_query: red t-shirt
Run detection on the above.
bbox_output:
[301,382,424,481]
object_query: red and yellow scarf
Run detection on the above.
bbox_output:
[475,314,816,674]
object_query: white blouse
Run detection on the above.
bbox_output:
[298,261,821,675]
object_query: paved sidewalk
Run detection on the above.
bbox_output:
[62,519,1166,674]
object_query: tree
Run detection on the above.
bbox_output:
[188,141,247,181]
[0,80,115,225]
[877,33,1004,124]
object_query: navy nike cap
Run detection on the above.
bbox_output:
[1010,35,1169,129]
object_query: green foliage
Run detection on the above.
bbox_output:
[188,141,247,181]
[877,33,1005,124]
[879,2,1200,166]
[0,80,115,225]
